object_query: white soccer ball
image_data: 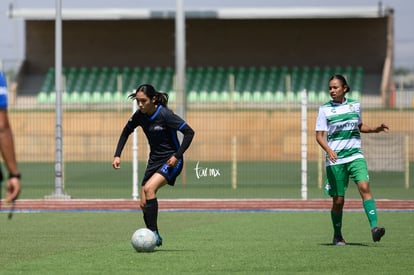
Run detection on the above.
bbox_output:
[131,228,157,252]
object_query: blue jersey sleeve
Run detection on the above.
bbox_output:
[0,72,9,109]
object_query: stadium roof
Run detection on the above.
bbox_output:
[8,6,389,20]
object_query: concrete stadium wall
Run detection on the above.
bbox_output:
[10,110,414,163]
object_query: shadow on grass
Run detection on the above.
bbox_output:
[153,249,197,253]
[320,242,369,247]
[130,248,196,253]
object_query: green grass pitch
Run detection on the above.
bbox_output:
[17,161,414,200]
[0,211,413,274]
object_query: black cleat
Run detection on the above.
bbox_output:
[332,236,346,246]
[372,227,385,242]
[153,231,163,247]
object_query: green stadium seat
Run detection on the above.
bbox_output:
[318,91,330,102]
[274,91,285,103]
[37,91,49,103]
[187,90,198,102]
[344,66,353,80]
[220,91,230,102]
[112,91,123,102]
[38,68,55,94]
[209,91,220,102]
[286,91,297,102]
[349,90,361,101]
[297,67,310,93]
[241,91,252,102]
[231,91,242,102]
[62,92,70,103]
[49,92,56,102]
[124,91,132,101]
[102,91,112,102]
[36,65,365,106]
[168,91,176,103]
[199,91,209,102]
[91,91,101,103]
[69,91,81,103]
[81,91,91,102]
[65,67,79,92]
[355,66,364,78]
[262,91,274,102]
[252,91,262,102]
[307,91,318,103]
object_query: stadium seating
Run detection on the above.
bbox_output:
[37,65,364,105]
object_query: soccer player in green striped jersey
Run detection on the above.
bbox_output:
[315,74,388,245]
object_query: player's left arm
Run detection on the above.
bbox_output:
[166,124,195,167]
[174,123,195,159]
[359,123,389,133]
[112,126,133,169]
[164,110,195,166]
[0,110,21,202]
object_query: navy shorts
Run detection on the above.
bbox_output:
[142,158,183,186]
[0,72,9,108]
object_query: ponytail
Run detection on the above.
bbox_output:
[155,92,169,106]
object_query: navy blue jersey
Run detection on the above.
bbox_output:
[114,105,194,162]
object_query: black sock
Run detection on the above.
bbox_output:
[143,198,158,232]
[143,211,149,228]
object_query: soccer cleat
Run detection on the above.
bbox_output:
[371,227,385,242]
[332,236,346,246]
[153,231,163,247]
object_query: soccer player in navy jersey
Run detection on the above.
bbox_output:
[113,84,195,246]
[0,71,21,205]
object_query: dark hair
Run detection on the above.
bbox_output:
[329,74,351,93]
[128,84,169,106]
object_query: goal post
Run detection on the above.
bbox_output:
[231,136,237,190]
[301,89,307,200]
[405,136,410,189]
[132,100,139,200]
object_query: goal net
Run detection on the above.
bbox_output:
[363,134,409,188]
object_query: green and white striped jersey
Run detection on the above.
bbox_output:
[315,98,364,166]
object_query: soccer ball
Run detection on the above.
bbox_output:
[131,228,157,252]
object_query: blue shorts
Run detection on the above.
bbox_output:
[0,72,9,109]
[142,158,183,186]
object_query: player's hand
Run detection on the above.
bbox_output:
[327,148,338,163]
[6,177,21,203]
[112,157,121,169]
[167,155,178,167]
[377,123,389,133]
[140,197,146,211]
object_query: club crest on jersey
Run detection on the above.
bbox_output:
[152,125,165,131]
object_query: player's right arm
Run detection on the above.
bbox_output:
[0,72,21,202]
[112,123,135,170]
[315,106,337,163]
[112,156,121,169]
[316,131,337,163]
